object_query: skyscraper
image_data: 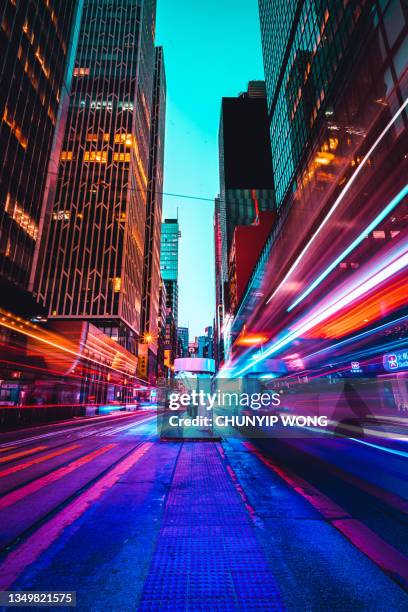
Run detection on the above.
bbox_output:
[160,218,180,325]
[215,81,275,363]
[258,0,406,209]
[0,0,83,315]
[160,218,180,372]
[218,81,275,259]
[35,0,158,355]
[140,46,166,377]
[225,1,408,368]
[177,326,189,357]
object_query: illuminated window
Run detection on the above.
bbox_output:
[315,151,334,165]
[113,152,131,163]
[114,133,133,146]
[60,151,73,161]
[86,134,99,142]
[22,19,34,44]
[35,46,49,78]
[52,210,70,221]
[373,231,386,239]
[113,277,121,292]
[5,194,38,240]
[90,101,112,110]
[2,107,28,149]
[74,67,90,77]
[84,151,107,163]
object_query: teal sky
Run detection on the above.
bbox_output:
[155,0,264,339]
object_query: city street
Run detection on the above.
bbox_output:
[0,411,406,610]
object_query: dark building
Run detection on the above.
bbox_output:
[213,196,224,367]
[215,81,275,364]
[0,0,83,315]
[156,276,167,379]
[218,81,275,257]
[35,0,158,355]
[140,46,166,379]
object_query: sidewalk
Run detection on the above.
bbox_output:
[138,442,284,611]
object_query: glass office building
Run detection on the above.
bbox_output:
[160,218,180,325]
[36,0,158,353]
[228,0,408,360]
[0,0,82,314]
[259,0,408,208]
[141,46,166,360]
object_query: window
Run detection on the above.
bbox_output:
[60,151,73,161]
[2,107,28,148]
[113,152,131,162]
[114,133,133,146]
[5,194,38,240]
[74,67,90,76]
[84,151,107,163]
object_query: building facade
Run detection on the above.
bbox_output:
[160,218,180,324]
[0,0,83,315]
[226,0,408,372]
[35,0,158,355]
[258,0,407,208]
[140,46,166,377]
[177,326,189,357]
[215,81,275,364]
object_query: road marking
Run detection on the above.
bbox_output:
[98,415,155,436]
[0,446,47,464]
[0,444,80,479]
[0,412,150,449]
[0,444,116,510]
[0,442,152,590]
[244,441,408,590]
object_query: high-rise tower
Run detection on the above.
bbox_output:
[0,0,83,315]
[140,46,166,376]
[36,0,157,354]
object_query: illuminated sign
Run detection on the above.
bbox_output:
[383,350,408,372]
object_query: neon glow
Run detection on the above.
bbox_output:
[235,247,408,376]
[287,184,408,312]
[266,96,408,305]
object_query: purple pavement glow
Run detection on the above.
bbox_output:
[138,443,284,611]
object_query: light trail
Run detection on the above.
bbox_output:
[266,96,408,305]
[235,247,408,376]
[287,184,408,311]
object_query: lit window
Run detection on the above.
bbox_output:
[373,231,386,239]
[35,46,49,78]
[52,210,70,221]
[315,151,334,165]
[74,67,90,76]
[2,107,28,148]
[60,151,73,161]
[113,277,121,292]
[84,151,107,163]
[5,194,38,240]
[113,152,131,162]
[114,133,133,146]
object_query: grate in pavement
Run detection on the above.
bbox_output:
[138,443,284,611]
